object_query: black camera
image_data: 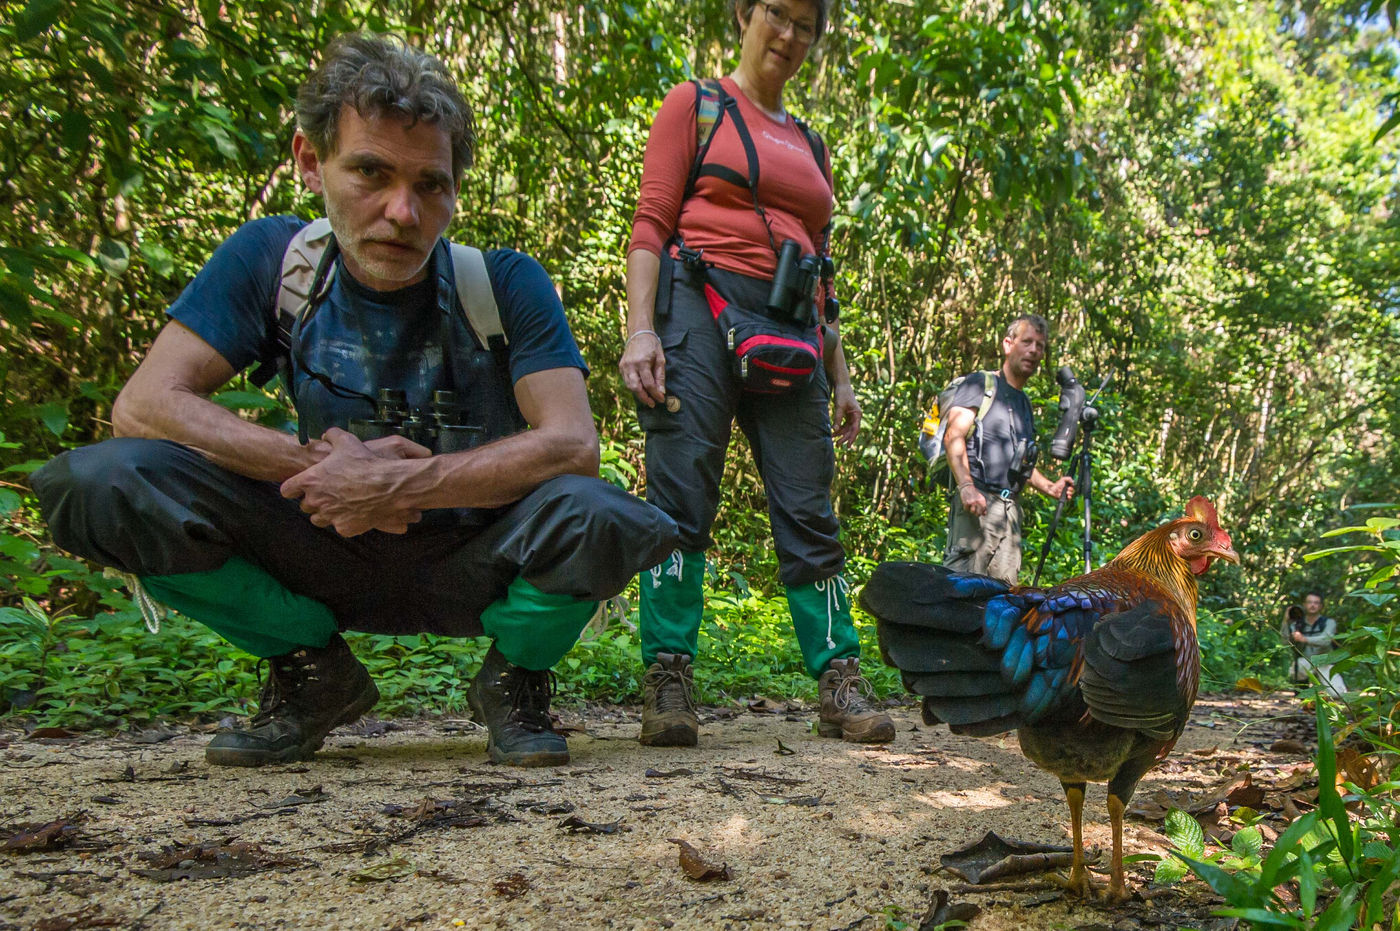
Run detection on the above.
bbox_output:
[348,388,485,454]
[1008,436,1040,490]
[1049,366,1087,460]
[766,239,820,328]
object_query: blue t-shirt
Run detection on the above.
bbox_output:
[167,216,587,439]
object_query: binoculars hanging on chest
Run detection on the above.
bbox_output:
[348,388,486,454]
[766,239,824,328]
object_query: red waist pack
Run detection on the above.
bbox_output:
[704,283,822,395]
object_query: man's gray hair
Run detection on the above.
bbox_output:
[296,33,476,179]
[1005,314,1049,341]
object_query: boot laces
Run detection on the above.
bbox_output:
[504,667,556,733]
[248,650,318,726]
[832,669,877,715]
[645,663,696,715]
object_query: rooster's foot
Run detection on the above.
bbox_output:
[1048,866,1096,899]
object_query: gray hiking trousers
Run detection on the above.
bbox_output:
[639,260,844,586]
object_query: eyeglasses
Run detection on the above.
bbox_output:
[757,1,818,45]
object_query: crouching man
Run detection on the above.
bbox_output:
[31,33,678,768]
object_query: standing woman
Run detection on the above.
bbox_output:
[620,0,893,747]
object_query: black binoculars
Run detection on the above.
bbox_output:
[766,239,822,328]
[348,388,485,454]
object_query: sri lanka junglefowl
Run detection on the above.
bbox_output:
[862,496,1238,902]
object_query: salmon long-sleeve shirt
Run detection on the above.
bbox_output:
[628,77,834,284]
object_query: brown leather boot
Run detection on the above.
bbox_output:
[818,657,895,743]
[640,652,698,747]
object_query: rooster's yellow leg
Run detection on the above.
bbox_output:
[1058,782,1093,898]
[1106,793,1131,904]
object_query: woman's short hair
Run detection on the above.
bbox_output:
[296,33,476,179]
[730,0,831,44]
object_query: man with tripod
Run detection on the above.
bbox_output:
[942,315,1075,584]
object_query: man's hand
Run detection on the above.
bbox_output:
[831,383,862,446]
[281,428,426,537]
[959,483,988,517]
[362,434,433,461]
[1045,475,1076,501]
[1292,630,1306,644]
[619,331,666,407]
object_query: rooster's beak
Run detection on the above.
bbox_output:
[1207,541,1240,565]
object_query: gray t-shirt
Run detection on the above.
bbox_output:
[950,372,1036,491]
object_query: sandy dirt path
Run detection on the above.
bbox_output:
[1,694,1311,930]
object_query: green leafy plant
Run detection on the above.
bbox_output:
[1172,703,1400,929]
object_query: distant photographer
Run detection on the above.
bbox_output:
[943,315,1075,584]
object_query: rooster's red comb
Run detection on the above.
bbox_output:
[1185,496,1220,530]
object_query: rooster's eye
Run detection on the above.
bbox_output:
[1189,529,1202,541]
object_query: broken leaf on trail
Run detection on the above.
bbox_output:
[133,841,303,881]
[1234,677,1266,693]
[518,800,575,815]
[263,785,330,808]
[559,815,623,834]
[747,697,795,714]
[918,889,982,930]
[349,857,417,883]
[3,819,83,852]
[493,872,531,898]
[27,727,81,740]
[645,767,695,779]
[757,793,823,806]
[670,838,733,881]
[774,738,795,756]
[939,831,1077,884]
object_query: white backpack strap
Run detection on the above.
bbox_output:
[277,217,335,327]
[449,243,507,348]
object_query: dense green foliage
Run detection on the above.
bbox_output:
[1,0,1397,725]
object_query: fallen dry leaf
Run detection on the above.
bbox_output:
[349,857,417,883]
[670,838,733,881]
[3,819,83,852]
[559,816,622,835]
[939,831,1077,884]
[1271,739,1308,755]
[1235,677,1266,693]
[1336,748,1383,791]
[493,872,531,898]
[918,889,982,930]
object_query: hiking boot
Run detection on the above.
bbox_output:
[467,645,569,767]
[818,657,895,743]
[640,652,698,747]
[205,633,379,767]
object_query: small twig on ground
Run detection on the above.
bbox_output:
[829,917,871,931]
[823,889,858,908]
[948,880,1062,894]
[682,887,744,908]
[715,766,807,785]
[714,777,746,800]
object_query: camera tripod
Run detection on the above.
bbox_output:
[1030,403,1100,587]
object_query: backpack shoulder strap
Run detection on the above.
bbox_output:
[975,371,999,422]
[684,78,737,202]
[252,217,335,387]
[449,243,508,351]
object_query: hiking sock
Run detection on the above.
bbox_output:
[480,576,599,672]
[638,550,706,666]
[785,575,862,679]
[139,556,338,658]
